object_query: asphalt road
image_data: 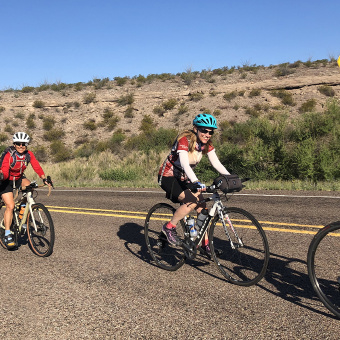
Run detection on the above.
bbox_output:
[1,187,340,339]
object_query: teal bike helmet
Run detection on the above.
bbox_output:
[193,113,218,129]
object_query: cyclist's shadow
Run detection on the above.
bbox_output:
[117,222,218,275]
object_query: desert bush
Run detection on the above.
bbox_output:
[299,99,317,113]
[32,100,45,108]
[43,128,65,141]
[14,111,25,119]
[162,98,177,111]
[83,119,97,130]
[249,89,261,97]
[50,140,72,162]
[37,83,50,92]
[189,92,204,102]
[26,114,36,129]
[139,115,156,135]
[244,104,263,117]
[124,106,134,118]
[270,89,295,106]
[274,63,295,77]
[50,82,67,91]
[177,103,189,115]
[21,86,35,93]
[94,77,109,89]
[0,106,5,113]
[43,116,55,131]
[114,76,129,86]
[107,116,119,131]
[116,93,134,106]
[153,105,166,116]
[0,133,7,143]
[83,92,96,104]
[318,85,335,97]
[73,82,84,91]
[223,91,238,101]
[31,145,48,162]
[180,69,197,85]
[4,125,14,134]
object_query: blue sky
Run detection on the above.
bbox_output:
[1,0,339,90]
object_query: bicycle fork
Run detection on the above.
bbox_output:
[218,207,244,249]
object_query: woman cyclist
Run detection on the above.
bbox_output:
[0,132,51,249]
[158,113,230,254]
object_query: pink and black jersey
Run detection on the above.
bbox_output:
[159,136,214,181]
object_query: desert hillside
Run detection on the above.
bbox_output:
[0,60,339,149]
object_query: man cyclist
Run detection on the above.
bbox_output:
[158,113,230,254]
[0,132,51,249]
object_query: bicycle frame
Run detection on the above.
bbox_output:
[15,190,37,233]
[182,190,242,257]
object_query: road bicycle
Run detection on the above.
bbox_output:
[307,221,340,318]
[0,178,55,257]
[145,176,270,286]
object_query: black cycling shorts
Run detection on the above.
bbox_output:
[158,175,188,203]
[0,178,22,197]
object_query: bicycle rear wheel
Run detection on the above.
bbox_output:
[209,207,269,286]
[27,203,55,257]
[307,222,340,318]
[145,203,186,271]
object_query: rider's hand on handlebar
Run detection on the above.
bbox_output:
[194,181,206,192]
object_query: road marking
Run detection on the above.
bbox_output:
[46,205,328,236]
[43,189,340,199]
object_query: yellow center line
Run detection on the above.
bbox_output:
[46,205,330,236]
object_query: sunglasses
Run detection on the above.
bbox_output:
[198,128,214,135]
[14,142,27,147]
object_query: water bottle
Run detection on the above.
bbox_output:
[187,216,197,240]
[196,208,208,229]
[19,203,26,219]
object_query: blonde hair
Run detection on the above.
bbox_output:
[176,129,212,155]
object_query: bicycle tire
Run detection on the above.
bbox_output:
[27,203,55,257]
[144,203,186,271]
[307,221,340,318]
[209,207,269,286]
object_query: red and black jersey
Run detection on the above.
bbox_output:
[1,150,44,181]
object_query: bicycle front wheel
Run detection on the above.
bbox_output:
[145,203,186,271]
[307,222,340,318]
[27,203,55,257]
[209,207,269,286]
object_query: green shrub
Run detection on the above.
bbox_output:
[0,106,5,113]
[43,128,65,141]
[108,129,126,149]
[74,82,84,91]
[153,105,166,116]
[114,76,129,86]
[162,98,177,111]
[31,145,48,162]
[4,125,13,133]
[50,140,72,162]
[83,92,96,104]
[26,115,36,129]
[33,100,45,108]
[21,86,35,93]
[274,63,295,77]
[249,89,261,97]
[223,91,238,101]
[50,82,67,91]
[83,119,97,130]
[139,115,156,135]
[43,116,55,131]
[37,83,50,92]
[0,133,7,142]
[116,93,134,106]
[299,99,317,113]
[189,92,204,102]
[124,106,134,118]
[318,85,335,97]
[270,89,295,106]
[107,116,119,131]
[177,103,189,115]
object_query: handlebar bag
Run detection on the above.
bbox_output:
[214,175,242,193]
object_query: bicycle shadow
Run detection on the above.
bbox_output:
[258,251,338,319]
[117,222,223,279]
